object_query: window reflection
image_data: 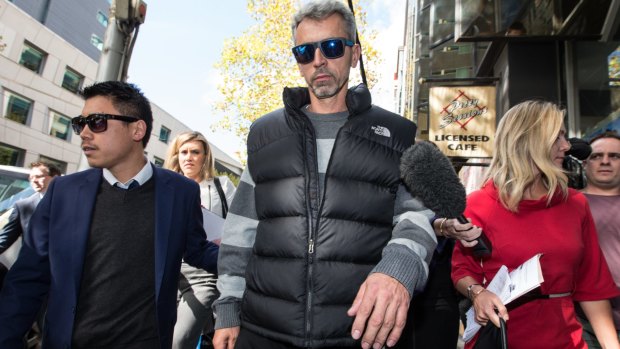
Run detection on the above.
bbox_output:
[456,0,609,40]
[3,91,32,125]
[578,42,620,139]
[50,111,71,141]
[62,68,83,94]
[609,47,620,87]
[19,42,46,74]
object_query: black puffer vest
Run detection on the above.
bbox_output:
[242,85,417,347]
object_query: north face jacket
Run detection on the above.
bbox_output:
[241,84,418,347]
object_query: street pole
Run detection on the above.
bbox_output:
[78,0,146,171]
[95,0,146,82]
[96,13,127,81]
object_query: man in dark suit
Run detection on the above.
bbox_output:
[0,81,219,349]
[0,161,61,346]
[0,161,61,257]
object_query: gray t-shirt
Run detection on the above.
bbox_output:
[303,105,348,203]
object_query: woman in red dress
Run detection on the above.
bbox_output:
[451,100,620,349]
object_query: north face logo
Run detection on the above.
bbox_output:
[371,125,391,138]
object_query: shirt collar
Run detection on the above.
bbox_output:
[102,159,153,189]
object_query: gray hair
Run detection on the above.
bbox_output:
[291,0,357,43]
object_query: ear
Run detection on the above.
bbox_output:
[350,43,361,68]
[132,120,147,144]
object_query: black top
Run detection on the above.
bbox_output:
[72,178,158,349]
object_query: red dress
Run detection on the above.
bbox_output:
[452,182,620,349]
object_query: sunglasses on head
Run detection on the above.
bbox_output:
[71,113,139,135]
[292,37,354,64]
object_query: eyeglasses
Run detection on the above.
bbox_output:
[71,113,139,135]
[292,37,354,64]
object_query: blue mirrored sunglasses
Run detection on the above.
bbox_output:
[292,37,354,64]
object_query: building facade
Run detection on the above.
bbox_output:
[400,0,620,141]
[0,0,241,175]
[9,0,109,62]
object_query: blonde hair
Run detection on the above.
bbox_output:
[484,100,568,212]
[164,131,215,182]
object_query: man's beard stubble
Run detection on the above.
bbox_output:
[310,69,349,99]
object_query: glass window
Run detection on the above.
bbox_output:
[456,67,471,78]
[0,143,24,166]
[97,11,108,27]
[456,0,607,40]
[62,67,83,94]
[49,111,71,141]
[432,42,474,71]
[153,156,165,167]
[3,91,32,125]
[91,34,103,51]
[576,41,620,139]
[0,160,31,213]
[431,0,455,47]
[19,42,46,74]
[431,68,457,76]
[159,126,171,144]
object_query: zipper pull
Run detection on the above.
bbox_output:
[308,239,314,254]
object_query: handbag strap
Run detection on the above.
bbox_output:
[500,317,508,349]
[214,177,228,218]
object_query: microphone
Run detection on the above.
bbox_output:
[566,138,591,160]
[400,141,492,257]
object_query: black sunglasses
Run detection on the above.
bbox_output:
[71,113,139,135]
[292,37,354,64]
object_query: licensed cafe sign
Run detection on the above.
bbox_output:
[429,86,496,157]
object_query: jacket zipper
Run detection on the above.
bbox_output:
[286,95,356,346]
[305,116,350,345]
[303,123,319,346]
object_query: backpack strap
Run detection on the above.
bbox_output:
[214,177,228,218]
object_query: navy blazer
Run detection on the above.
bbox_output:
[0,166,219,349]
[0,193,40,255]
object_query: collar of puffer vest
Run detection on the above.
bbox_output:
[282,83,372,118]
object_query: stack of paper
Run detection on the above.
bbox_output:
[463,253,544,342]
[202,207,225,243]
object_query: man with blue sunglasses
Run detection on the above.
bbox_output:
[213,1,436,349]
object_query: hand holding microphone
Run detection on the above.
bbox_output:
[400,141,492,257]
[435,217,482,248]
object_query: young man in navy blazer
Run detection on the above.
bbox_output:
[0,81,219,349]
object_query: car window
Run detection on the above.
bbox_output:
[0,167,32,215]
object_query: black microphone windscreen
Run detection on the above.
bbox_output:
[400,142,467,218]
[566,138,591,160]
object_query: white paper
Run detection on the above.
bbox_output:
[202,207,225,242]
[506,254,545,303]
[463,254,544,343]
